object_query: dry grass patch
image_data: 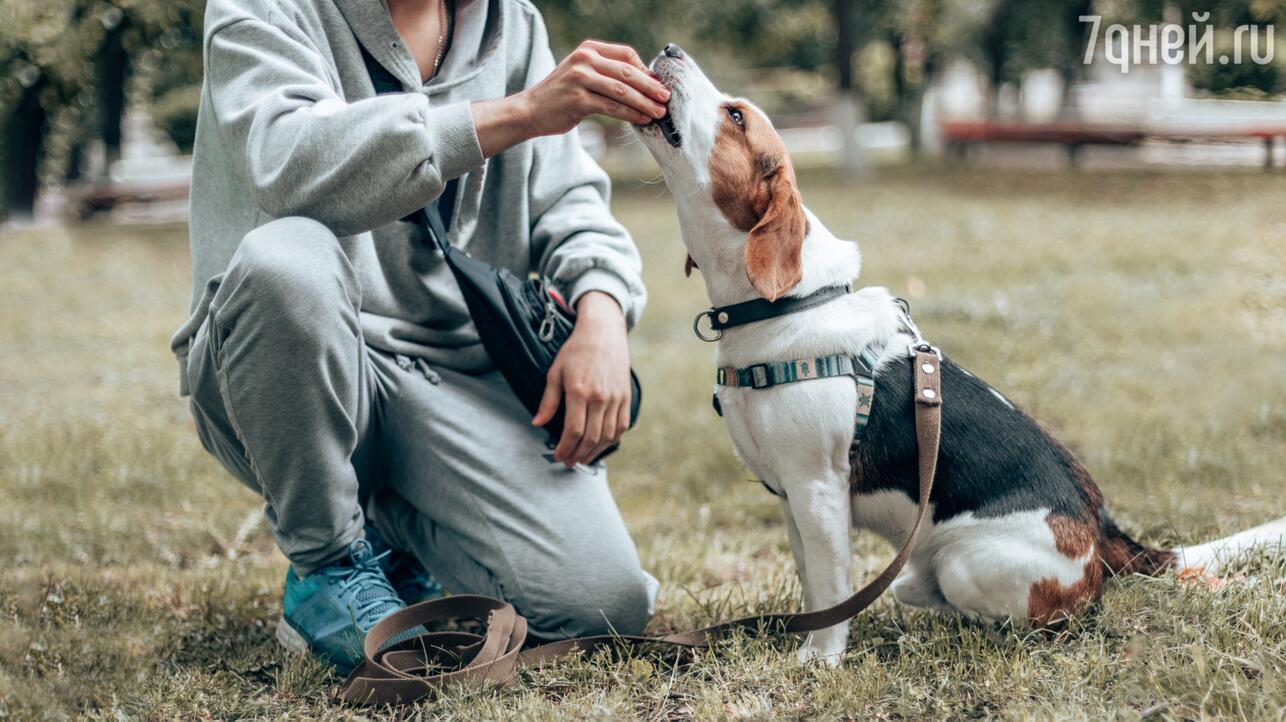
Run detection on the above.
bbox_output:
[2,168,1284,720]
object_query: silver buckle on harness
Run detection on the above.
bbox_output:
[748,364,771,389]
[897,300,940,360]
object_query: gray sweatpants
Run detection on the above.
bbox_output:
[184,217,656,638]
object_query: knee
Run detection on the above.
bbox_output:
[526,566,654,639]
[230,217,350,300]
[222,217,356,332]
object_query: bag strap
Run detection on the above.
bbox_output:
[335,349,942,706]
[422,192,452,257]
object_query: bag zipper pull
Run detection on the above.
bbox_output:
[538,300,557,342]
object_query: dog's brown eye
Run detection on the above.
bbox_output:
[726,107,744,127]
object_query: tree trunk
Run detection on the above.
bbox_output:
[836,0,853,93]
[983,0,1011,119]
[890,30,926,156]
[4,79,48,222]
[98,18,130,180]
[1059,0,1094,119]
[833,0,868,176]
[65,141,84,184]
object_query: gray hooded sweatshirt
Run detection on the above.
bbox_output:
[170,0,646,389]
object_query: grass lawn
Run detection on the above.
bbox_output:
[2,167,1285,720]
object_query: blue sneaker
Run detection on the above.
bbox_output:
[275,539,406,675]
[363,524,446,605]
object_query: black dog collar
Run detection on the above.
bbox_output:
[693,283,852,342]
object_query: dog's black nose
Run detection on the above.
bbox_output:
[663,43,685,59]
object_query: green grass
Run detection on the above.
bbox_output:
[2,167,1285,720]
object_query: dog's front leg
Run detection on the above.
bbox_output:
[780,497,810,609]
[781,475,852,666]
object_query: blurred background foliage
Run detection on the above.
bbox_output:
[1,0,1285,221]
[0,0,204,218]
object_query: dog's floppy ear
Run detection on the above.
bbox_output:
[744,165,806,301]
[684,255,698,277]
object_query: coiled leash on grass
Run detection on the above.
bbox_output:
[334,348,943,707]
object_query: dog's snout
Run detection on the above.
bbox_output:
[663,43,685,59]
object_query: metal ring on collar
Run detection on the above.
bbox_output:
[693,310,723,342]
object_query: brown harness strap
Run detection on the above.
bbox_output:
[335,349,942,706]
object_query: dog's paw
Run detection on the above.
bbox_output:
[796,641,844,667]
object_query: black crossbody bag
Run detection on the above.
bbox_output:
[360,46,638,462]
[420,196,641,463]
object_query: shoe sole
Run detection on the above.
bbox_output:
[276,614,358,676]
[275,614,313,654]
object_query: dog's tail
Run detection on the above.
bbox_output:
[1099,513,1286,577]
[1097,513,1177,576]
[1169,516,1286,576]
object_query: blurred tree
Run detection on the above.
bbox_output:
[978,0,1097,118]
[834,0,865,174]
[1176,0,1285,96]
[537,0,679,55]
[0,0,202,220]
[0,2,88,220]
[99,5,131,171]
[692,0,833,70]
[1091,0,1286,96]
[1188,32,1281,96]
[132,2,205,152]
[5,0,1281,221]
[848,0,988,149]
[3,65,49,221]
[537,0,833,71]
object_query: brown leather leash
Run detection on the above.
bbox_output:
[335,348,942,706]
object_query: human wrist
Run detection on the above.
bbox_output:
[575,290,625,325]
[507,90,538,133]
[471,94,539,158]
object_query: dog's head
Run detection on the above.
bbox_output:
[635,45,808,302]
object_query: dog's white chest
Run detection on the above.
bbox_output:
[711,288,909,489]
[717,376,860,487]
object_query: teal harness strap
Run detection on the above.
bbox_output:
[703,296,929,498]
[712,347,884,469]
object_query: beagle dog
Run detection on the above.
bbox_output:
[634,44,1286,664]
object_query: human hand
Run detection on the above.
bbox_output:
[523,40,670,133]
[532,291,632,466]
[473,41,671,157]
